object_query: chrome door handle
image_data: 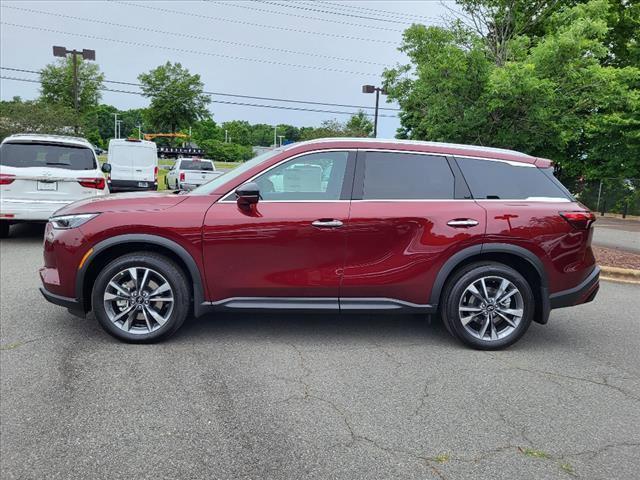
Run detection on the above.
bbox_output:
[312,219,344,228]
[447,219,479,228]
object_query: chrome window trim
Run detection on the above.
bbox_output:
[218,148,356,202]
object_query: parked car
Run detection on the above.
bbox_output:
[166,157,222,190]
[92,144,104,156]
[0,134,109,238]
[105,138,158,192]
[39,138,599,349]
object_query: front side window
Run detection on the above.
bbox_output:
[456,157,571,200]
[254,151,350,201]
[361,152,455,200]
[0,142,96,170]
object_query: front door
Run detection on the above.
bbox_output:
[202,150,355,308]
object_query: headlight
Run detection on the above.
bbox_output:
[49,213,99,229]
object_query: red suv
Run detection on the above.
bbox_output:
[40,139,599,349]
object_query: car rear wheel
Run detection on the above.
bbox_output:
[0,221,10,238]
[441,262,533,350]
[92,252,190,342]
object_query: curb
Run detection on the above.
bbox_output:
[600,265,640,284]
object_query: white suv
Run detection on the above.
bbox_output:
[0,134,109,237]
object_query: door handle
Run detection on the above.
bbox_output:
[447,219,479,228]
[312,219,344,228]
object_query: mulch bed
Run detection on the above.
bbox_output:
[593,245,640,270]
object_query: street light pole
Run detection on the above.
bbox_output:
[362,85,387,138]
[273,126,277,147]
[53,46,95,134]
[112,113,118,139]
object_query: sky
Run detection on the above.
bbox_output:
[0,0,457,138]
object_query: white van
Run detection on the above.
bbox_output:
[106,138,158,192]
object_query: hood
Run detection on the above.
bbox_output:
[53,191,189,216]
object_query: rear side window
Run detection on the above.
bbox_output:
[180,160,214,171]
[362,152,454,199]
[0,142,96,170]
[456,157,570,200]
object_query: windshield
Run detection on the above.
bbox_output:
[189,148,284,195]
[180,159,214,171]
[0,142,97,170]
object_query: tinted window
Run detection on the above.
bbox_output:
[0,142,96,170]
[362,152,454,200]
[254,151,349,201]
[180,160,214,171]
[456,157,570,200]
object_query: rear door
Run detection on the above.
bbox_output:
[131,144,157,183]
[108,143,134,181]
[0,141,100,202]
[341,150,486,309]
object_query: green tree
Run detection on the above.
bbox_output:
[138,62,211,133]
[0,98,76,141]
[198,139,254,162]
[191,118,222,144]
[221,120,252,145]
[384,0,640,180]
[345,110,374,137]
[40,55,104,116]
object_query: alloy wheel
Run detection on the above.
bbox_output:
[103,267,174,335]
[458,276,524,341]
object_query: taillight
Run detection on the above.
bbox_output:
[0,173,16,185]
[179,172,185,182]
[154,166,159,180]
[560,211,595,230]
[78,177,106,190]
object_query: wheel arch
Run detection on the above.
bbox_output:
[430,243,550,324]
[77,234,206,316]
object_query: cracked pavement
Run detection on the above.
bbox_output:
[2,224,640,479]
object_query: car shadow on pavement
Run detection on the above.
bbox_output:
[2,223,46,242]
[173,311,462,348]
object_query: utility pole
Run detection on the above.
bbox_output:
[116,120,123,139]
[137,124,142,140]
[224,130,229,143]
[273,126,277,147]
[278,135,285,147]
[112,113,118,139]
[362,85,387,138]
[53,46,95,134]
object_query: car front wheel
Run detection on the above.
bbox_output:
[92,252,190,342]
[441,262,534,350]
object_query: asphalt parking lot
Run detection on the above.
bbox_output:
[1,224,639,480]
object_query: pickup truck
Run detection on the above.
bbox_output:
[165,158,222,190]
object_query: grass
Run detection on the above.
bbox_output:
[519,447,551,459]
[433,453,450,464]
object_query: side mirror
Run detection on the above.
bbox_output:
[101,163,112,173]
[236,182,260,208]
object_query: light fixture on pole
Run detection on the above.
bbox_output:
[53,46,96,134]
[362,85,387,138]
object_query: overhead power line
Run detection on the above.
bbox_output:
[0,5,387,67]
[111,1,396,45]
[254,0,427,25]
[0,75,398,118]
[1,67,399,112]
[208,0,403,33]
[310,1,440,22]
[1,22,379,76]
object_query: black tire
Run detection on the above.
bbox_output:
[0,221,10,238]
[441,261,534,350]
[92,252,190,343]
